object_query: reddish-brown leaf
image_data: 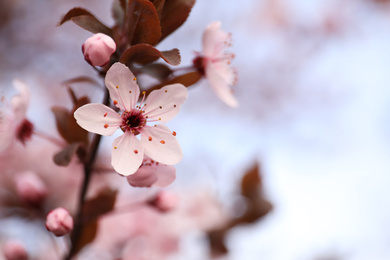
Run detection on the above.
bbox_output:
[139,63,173,81]
[148,71,202,92]
[151,0,166,18]
[53,143,82,166]
[126,0,161,45]
[158,0,196,43]
[58,7,112,37]
[82,188,118,223]
[241,163,261,200]
[72,220,98,256]
[51,96,89,145]
[120,44,180,65]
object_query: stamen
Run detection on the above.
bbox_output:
[172,131,176,136]
[113,100,118,105]
[159,106,162,109]
[104,113,108,117]
[148,136,152,141]
[116,86,119,89]
[114,146,117,149]
[104,124,109,128]
[134,149,138,154]
[160,140,165,144]
[165,90,168,93]
[133,77,137,81]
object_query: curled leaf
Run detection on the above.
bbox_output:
[120,44,180,65]
[158,0,196,43]
[126,0,161,45]
[58,7,113,37]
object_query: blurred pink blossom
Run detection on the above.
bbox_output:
[2,240,28,260]
[148,190,179,212]
[74,62,187,176]
[45,207,73,237]
[127,156,176,188]
[82,33,116,67]
[15,171,48,206]
[0,80,33,153]
[193,21,238,107]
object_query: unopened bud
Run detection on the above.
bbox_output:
[45,207,73,237]
[3,240,28,260]
[15,171,47,206]
[82,33,116,66]
[149,191,179,212]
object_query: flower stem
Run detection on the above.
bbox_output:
[65,88,109,260]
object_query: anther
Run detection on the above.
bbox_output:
[160,140,165,144]
[172,131,176,136]
[129,91,132,93]
[133,77,136,81]
[134,149,138,154]
[165,90,168,93]
[142,91,146,95]
[104,113,108,117]
[114,146,117,149]
[174,105,177,108]
[159,106,162,109]
[113,100,118,105]
[158,118,161,120]
[148,136,152,141]
[116,86,119,89]
[104,124,109,128]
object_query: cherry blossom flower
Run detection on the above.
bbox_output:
[74,62,187,176]
[193,21,238,107]
[127,156,176,187]
[82,33,116,67]
[0,80,33,153]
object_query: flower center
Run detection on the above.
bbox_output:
[121,110,146,134]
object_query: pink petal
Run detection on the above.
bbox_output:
[126,166,158,187]
[111,133,144,176]
[74,103,122,136]
[140,125,182,165]
[202,21,231,58]
[143,84,188,123]
[105,62,140,111]
[11,79,30,122]
[153,164,176,187]
[205,61,238,108]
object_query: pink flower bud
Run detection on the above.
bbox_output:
[3,240,28,260]
[149,191,179,212]
[15,171,47,206]
[45,207,73,237]
[82,33,116,66]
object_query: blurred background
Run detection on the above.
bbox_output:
[2,0,390,259]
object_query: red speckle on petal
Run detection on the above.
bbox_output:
[160,140,165,144]
[104,124,109,128]
[104,113,108,117]
[134,150,138,154]
[148,136,152,141]
[113,100,118,105]
[172,131,176,136]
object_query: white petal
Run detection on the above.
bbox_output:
[74,103,122,136]
[205,61,238,108]
[140,125,182,165]
[143,84,187,123]
[112,133,144,176]
[202,21,231,58]
[105,62,140,111]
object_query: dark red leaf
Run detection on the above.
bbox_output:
[158,0,196,43]
[82,188,118,223]
[126,0,161,45]
[151,0,166,18]
[120,44,180,65]
[53,143,82,166]
[139,63,173,81]
[148,71,202,92]
[58,7,113,37]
